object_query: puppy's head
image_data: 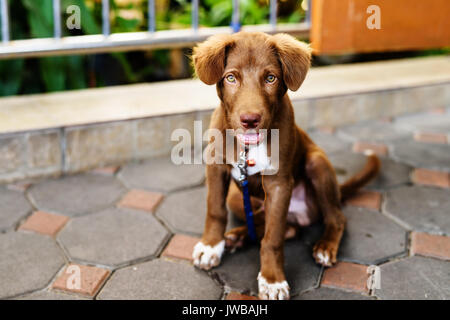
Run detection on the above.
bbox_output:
[193,32,311,142]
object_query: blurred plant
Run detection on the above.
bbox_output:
[0,59,24,96]
[0,0,304,97]
[22,0,89,91]
[0,0,151,96]
[168,0,302,28]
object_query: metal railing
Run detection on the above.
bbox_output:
[0,0,310,59]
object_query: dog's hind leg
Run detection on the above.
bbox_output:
[305,149,346,267]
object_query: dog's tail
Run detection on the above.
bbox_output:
[339,151,381,202]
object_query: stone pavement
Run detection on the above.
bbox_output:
[1,108,449,300]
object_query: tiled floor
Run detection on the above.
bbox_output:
[1,108,449,300]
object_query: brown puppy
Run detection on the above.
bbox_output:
[191,32,380,300]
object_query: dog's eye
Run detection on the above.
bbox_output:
[266,75,276,83]
[226,74,236,83]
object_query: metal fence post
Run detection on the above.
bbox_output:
[148,0,155,33]
[53,0,62,38]
[305,0,312,26]
[102,0,110,36]
[0,0,9,43]
[270,0,277,30]
[231,0,240,32]
[192,0,199,32]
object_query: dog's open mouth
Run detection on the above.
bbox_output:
[236,132,264,145]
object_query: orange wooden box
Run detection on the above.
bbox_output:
[310,0,450,55]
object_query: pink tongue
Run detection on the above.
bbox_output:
[238,133,260,144]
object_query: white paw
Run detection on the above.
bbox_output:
[257,272,290,300]
[192,240,225,270]
[313,245,334,267]
[317,251,330,265]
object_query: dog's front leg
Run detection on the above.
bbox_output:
[258,175,293,300]
[193,164,230,270]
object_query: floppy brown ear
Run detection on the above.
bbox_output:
[271,33,312,91]
[192,34,234,85]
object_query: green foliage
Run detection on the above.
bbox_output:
[0,0,304,97]
[417,48,450,56]
[110,0,140,32]
[0,0,130,96]
[0,59,24,96]
[22,0,54,38]
[170,0,270,28]
[0,0,99,95]
[21,0,88,92]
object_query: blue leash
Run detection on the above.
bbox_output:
[238,146,257,243]
[241,179,257,242]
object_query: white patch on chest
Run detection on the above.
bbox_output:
[230,144,313,227]
[230,142,274,180]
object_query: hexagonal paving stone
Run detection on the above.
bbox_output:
[294,287,374,300]
[0,232,65,299]
[378,256,450,300]
[156,186,206,236]
[384,186,450,235]
[97,259,222,299]
[328,152,412,190]
[28,174,126,217]
[394,112,450,134]
[213,239,321,297]
[58,207,170,267]
[339,207,407,265]
[337,121,410,142]
[308,131,351,156]
[391,139,450,172]
[118,157,205,193]
[0,186,32,232]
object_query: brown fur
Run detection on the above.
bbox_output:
[192,32,380,298]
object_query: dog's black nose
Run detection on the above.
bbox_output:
[240,113,261,129]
